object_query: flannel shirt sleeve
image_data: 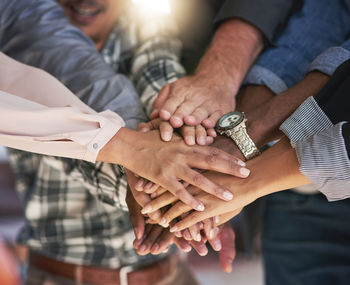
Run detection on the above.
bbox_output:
[130,9,186,117]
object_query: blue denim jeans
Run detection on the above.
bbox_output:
[263,191,350,285]
[245,0,350,94]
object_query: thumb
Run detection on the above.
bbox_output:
[219,223,236,273]
[126,188,145,240]
[152,84,171,112]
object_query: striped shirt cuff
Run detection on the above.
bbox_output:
[295,122,350,201]
[280,96,333,147]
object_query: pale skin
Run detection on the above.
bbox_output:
[142,137,311,232]
[126,170,237,272]
[147,18,264,146]
[136,71,330,236]
[97,128,250,211]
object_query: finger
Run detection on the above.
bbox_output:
[164,179,205,212]
[170,210,209,233]
[190,146,249,178]
[163,200,192,227]
[135,178,146,191]
[150,108,159,120]
[151,230,174,254]
[188,223,202,242]
[150,187,167,199]
[160,94,185,123]
[219,223,236,273]
[181,168,234,202]
[190,240,208,256]
[171,99,201,128]
[205,135,214,145]
[153,84,171,113]
[195,125,208,146]
[174,237,192,253]
[184,106,210,126]
[137,122,152,132]
[202,110,224,129]
[159,121,174,142]
[141,192,177,216]
[126,190,145,240]
[137,226,163,255]
[207,128,217,138]
[144,181,159,194]
[180,126,196,146]
[208,233,222,252]
[203,218,214,240]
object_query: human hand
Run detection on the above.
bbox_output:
[116,129,249,212]
[150,75,236,129]
[138,118,216,146]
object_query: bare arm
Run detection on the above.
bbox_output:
[152,19,264,128]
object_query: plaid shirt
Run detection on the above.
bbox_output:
[9,6,185,268]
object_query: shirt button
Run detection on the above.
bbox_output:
[93,143,98,149]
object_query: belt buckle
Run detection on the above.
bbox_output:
[119,265,133,285]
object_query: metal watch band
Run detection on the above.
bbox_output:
[226,125,260,160]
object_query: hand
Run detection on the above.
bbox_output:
[111,128,249,212]
[138,118,216,146]
[151,75,236,129]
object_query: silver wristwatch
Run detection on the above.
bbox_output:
[216,111,260,160]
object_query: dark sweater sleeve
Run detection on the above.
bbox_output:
[214,0,302,43]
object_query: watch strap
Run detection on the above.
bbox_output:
[227,124,260,160]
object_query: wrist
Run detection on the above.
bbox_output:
[97,127,137,167]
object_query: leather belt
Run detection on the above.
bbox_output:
[29,251,179,285]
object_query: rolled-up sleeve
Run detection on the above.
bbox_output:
[308,43,350,76]
[281,96,350,201]
[214,0,299,43]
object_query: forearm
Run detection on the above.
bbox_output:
[195,19,263,94]
[247,71,330,147]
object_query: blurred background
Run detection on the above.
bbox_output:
[0,145,263,284]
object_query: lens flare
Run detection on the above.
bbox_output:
[132,0,171,14]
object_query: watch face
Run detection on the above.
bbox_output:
[217,111,243,130]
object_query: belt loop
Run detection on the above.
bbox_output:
[119,265,133,285]
[74,265,83,285]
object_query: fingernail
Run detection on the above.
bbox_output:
[184,230,192,240]
[151,243,159,252]
[175,231,182,237]
[196,203,205,211]
[186,116,196,123]
[170,226,178,233]
[162,132,172,141]
[141,205,152,214]
[172,116,182,126]
[183,245,192,252]
[223,191,233,201]
[209,229,215,239]
[237,160,246,167]
[199,136,206,145]
[163,248,169,253]
[214,216,220,224]
[160,218,169,228]
[139,127,149,133]
[151,192,157,199]
[196,234,201,242]
[186,136,195,145]
[160,110,171,120]
[213,239,222,251]
[240,168,250,177]
[198,245,208,256]
[139,245,147,253]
